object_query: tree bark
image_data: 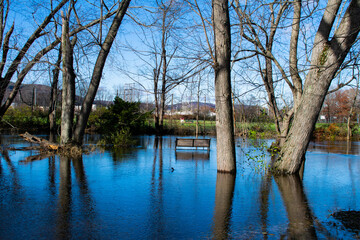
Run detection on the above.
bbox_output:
[60,12,76,145]
[274,0,360,174]
[213,0,236,173]
[73,0,131,144]
[49,47,62,141]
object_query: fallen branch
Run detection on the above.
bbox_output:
[19,132,60,151]
[18,132,86,158]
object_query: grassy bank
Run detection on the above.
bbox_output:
[159,119,277,138]
[1,107,359,141]
[160,120,360,140]
[313,123,360,140]
[0,107,51,132]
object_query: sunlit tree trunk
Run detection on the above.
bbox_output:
[60,12,76,145]
[213,0,236,173]
[274,0,360,174]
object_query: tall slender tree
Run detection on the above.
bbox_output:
[213,0,236,173]
[60,7,77,145]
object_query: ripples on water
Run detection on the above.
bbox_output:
[0,134,360,239]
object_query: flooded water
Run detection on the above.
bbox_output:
[0,134,360,239]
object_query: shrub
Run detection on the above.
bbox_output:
[97,127,136,147]
[1,106,49,130]
[96,97,151,146]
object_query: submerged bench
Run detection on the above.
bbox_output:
[175,138,211,150]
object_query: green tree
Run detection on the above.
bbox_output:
[100,96,150,135]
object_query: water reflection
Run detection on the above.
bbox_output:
[212,173,235,239]
[0,135,360,238]
[0,148,21,194]
[57,156,97,239]
[259,173,272,238]
[48,156,56,196]
[175,151,210,161]
[58,156,72,238]
[150,136,164,238]
[309,140,360,155]
[274,174,317,239]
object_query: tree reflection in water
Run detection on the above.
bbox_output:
[212,172,235,239]
[1,135,359,238]
[274,174,317,239]
[57,156,97,239]
[58,156,72,238]
[259,172,272,239]
[149,136,165,238]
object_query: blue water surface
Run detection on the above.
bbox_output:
[0,134,360,239]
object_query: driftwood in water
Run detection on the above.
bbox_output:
[18,132,84,160]
[19,132,60,151]
[1,133,87,165]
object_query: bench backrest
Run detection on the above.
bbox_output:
[176,138,211,148]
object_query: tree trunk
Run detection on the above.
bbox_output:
[213,0,236,173]
[347,79,359,141]
[274,0,360,174]
[153,68,160,132]
[49,47,62,141]
[73,0,131,144]
[159,47,167,131]
[60,13,76,145]
[196,82,200,138]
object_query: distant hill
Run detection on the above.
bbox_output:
[3,83,53,107]
[3,83,112,108]
[167,102,216,111]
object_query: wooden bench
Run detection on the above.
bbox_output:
[175,138,211,150]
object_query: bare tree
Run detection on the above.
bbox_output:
[274,0,360,174]
[232,0,299,145]
[0,0,69,116]
[121,0,203,134]
[73,0,131,144]
[0,0,122,119]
